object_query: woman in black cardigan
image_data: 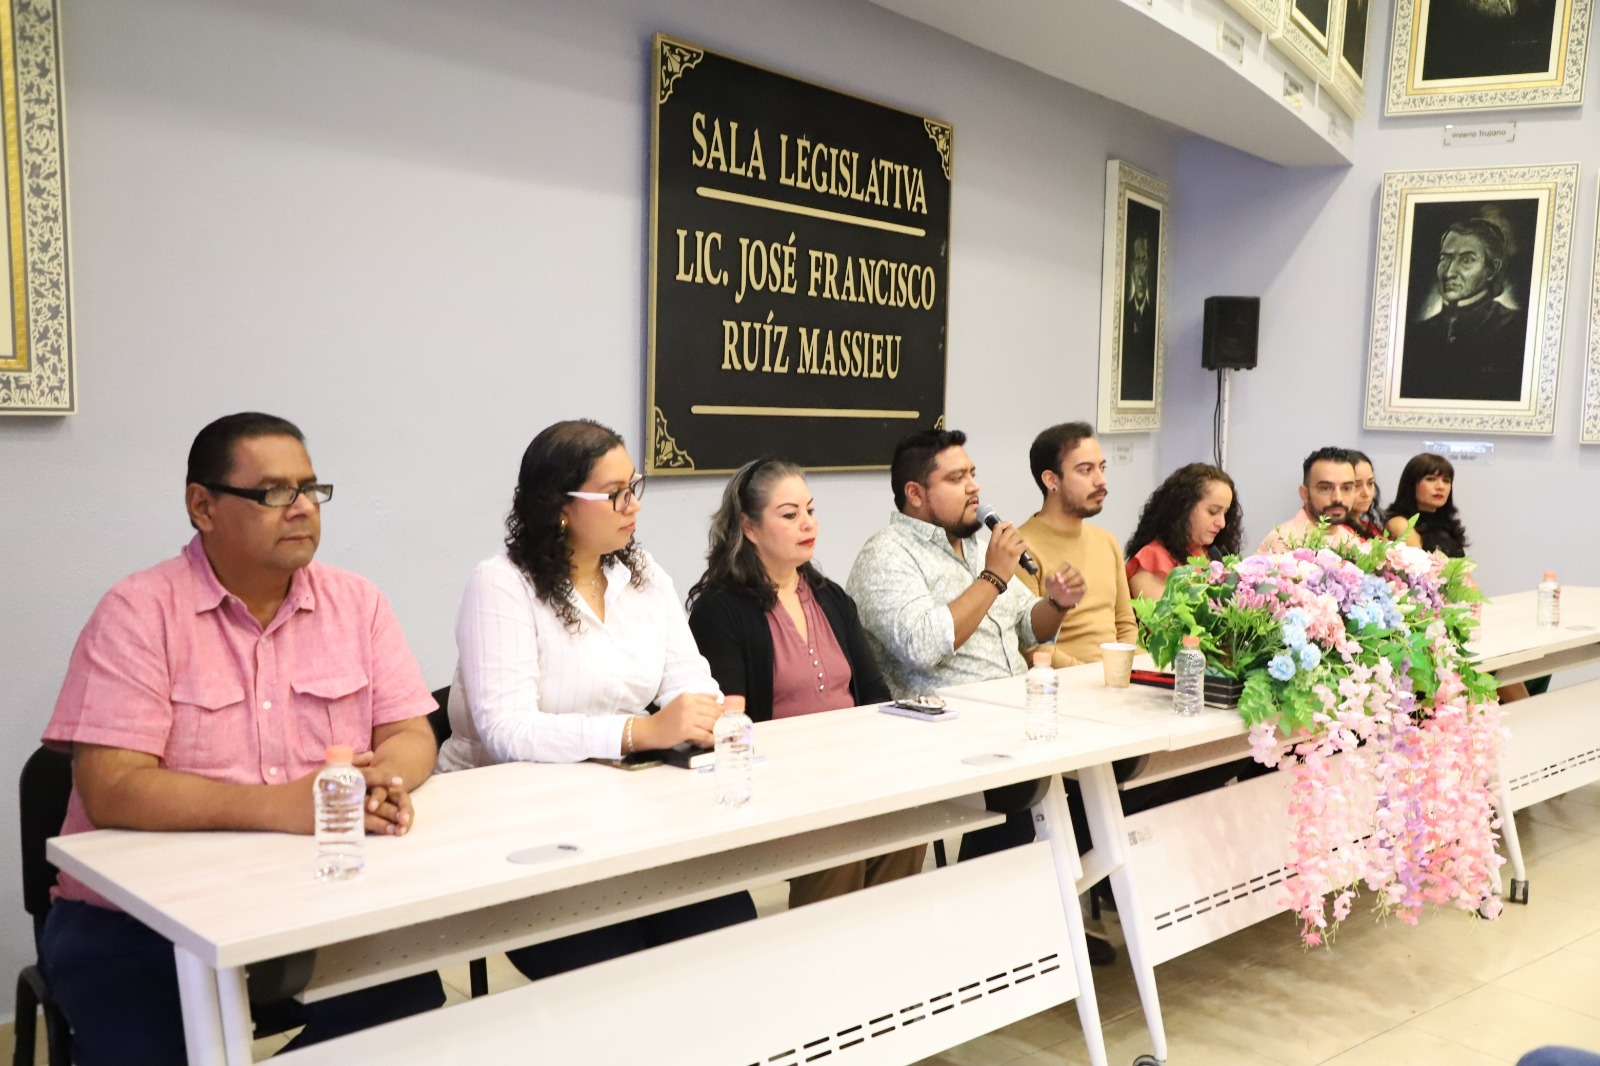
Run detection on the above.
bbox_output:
[687,458,915,906]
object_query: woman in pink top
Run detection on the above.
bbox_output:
[687,457,920,907]
[1124,463,1242,601]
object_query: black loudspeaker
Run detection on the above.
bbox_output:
[1202,296,1260,370]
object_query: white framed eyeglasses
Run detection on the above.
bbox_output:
[567,475,645,512]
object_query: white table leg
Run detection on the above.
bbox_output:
[1078,761,1169,1064]
[1496,774,1530,904]
[174,945,253,1066]
[1033,774,1109,1066]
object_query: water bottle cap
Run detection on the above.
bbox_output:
[721,695,745,712]
[1181,635,1201,648]
[1544,571,1558,580]
[324,745,354,765]
[1032,650,1051,667]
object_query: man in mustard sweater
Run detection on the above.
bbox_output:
[1017,422,1138,665]
[954,421,1137,967]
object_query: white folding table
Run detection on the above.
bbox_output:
[941,665,1248,1065]
[49,697,1175,1066]
[1471,586,1600,901]
[941,585,1600,1064]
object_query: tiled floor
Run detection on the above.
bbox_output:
[913,782,1600,1066]
[5,785,1596,1065]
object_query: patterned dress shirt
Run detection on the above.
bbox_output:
[846,511,1044,698]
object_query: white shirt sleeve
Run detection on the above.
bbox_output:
[646,562,722,709]
[455,557,626,763]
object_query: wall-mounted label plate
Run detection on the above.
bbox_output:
[1422,439,1494,464]
[1443,121,1516,147]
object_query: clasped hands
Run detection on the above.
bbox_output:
[352,751,412,837]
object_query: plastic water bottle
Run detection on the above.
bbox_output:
[1537,571,1561,627]
[1174,635,1205,718]
[714,695,754,808]
[1025,650,1059,741]
[313,745,365,880]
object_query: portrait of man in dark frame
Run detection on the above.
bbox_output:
[1397,199,1537,403]
[1419,0,1561,82]
[1296,0,1333,36]
[1342,0,1371,75]
[1118,199,1161,405]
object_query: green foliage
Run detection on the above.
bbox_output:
[1238,670,1277,727]
[1133,525,1495,743]
[1134,559,1279,678]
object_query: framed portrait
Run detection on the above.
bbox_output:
[1222,0,1285,35]
[1328,0,1372,117]
[0,0,73,415]
[1097,161,1168,435]
[1364,163,1579,435]
[1278,0,1340,83]
[1385,0,1592,115]
[1582,176,1600,444]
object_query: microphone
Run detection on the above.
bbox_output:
[976,504,1038,574]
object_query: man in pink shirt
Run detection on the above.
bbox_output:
[39,413,443,1065]
[1257,446,1363,554]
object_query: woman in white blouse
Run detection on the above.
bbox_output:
[439,418,755,978]
[440,420,725,768]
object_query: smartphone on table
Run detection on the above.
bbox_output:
[879,695,959,722]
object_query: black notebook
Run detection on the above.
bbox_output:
[652,742,714,769]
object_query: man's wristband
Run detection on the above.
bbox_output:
[1048,595,1074,612]
[978,569,1008,595]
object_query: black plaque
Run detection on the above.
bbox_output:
[648,35,952,475]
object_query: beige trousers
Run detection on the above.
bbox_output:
[787,844,929,909]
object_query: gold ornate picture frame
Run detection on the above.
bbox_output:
[1385,0,1592,115]
[1277,0,1340,84]
[1582,175,1600,444]
[0,0,73,416]
[1364,163,1578,435]
[1097,161,1168,435]
[1222,0,1285,35]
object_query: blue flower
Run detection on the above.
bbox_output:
[1281,622,1308,650]
[1268,654,1297,681]
[1284,607,1309,627]
[1298,644,1322,670]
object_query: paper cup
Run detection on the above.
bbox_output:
[1099,643,1137,688]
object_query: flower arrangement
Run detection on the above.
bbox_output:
[1133,521,1505,945]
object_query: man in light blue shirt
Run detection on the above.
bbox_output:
[847,428,1085,698]
[848,427,1118,964]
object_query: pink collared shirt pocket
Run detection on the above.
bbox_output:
[167,676,247,772]
[292,672,372,763]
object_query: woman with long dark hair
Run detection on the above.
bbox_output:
[1385,453,1468,556]
[687,458,917,906]
[1347,449,1384,540]
[1123,463,1242,601]
[439,419,754,976]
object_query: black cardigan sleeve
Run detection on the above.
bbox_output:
[686,588,776,722]
[818,579,892,706]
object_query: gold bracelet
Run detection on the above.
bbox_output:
[623,715,635,754]
[978,569,1008,595]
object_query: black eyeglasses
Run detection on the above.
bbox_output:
[566,475,645,512]
[205,483,334,507]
